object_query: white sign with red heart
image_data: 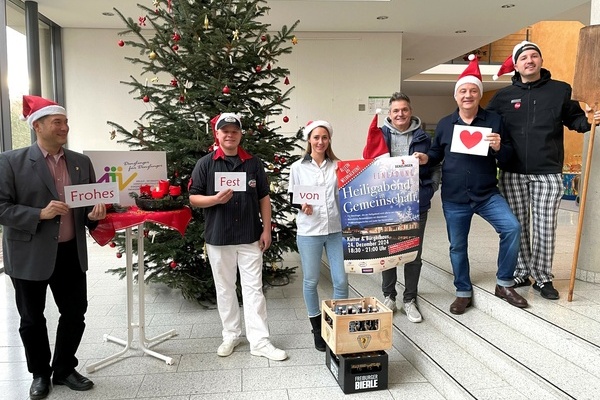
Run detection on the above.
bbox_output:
[450,124,492,156]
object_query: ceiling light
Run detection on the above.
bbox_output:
[405,57,415,61]
[455,30,467,34]
[501,4,515,8]
[102,11,115,17]
[376,16,388,20]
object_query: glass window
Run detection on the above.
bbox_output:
[5,0,29,149]
[3,1,57,150]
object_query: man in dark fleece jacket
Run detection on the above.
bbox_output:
[487,41,600,300]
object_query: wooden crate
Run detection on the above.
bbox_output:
[321,297,393,354]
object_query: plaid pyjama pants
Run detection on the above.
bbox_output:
[499,171,563,284]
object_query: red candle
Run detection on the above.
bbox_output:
[151,187,164,199]
[169,185,181,196]
[140,184,151,196]
[158,180,170,192]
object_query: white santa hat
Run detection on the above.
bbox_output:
[454,54,483,96]
[21,95,66,128]
[512,41,542,63]
[302,120,333,140]
[362,113,390,159]
[493,55,515,81]
[215,112,242,130]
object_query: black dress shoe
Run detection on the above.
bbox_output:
[52,370,94,391]
[30,377,50,400]
[495,285,528,308]
[449,297,472,315]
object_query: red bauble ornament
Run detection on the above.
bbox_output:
[267,63,272,70]
[172,32,181,41]
[255,65,262,72]
[118,40,125,47]
[274,155,280,163]
[116,252,123,258]
[261,35,267,42]
[222,85,230,95]
[109,241,116,248]
[144,229,150,238]
[283,116,289,123]
[170,261,177,269]
[143,95,150,103]
[280,157,287,164]
[172,44,179,51]
[170,78,178,87]
[179,95,185,103]
[284,77,290,85]
[274,168,280,173]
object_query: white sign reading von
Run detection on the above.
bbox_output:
[215,172,246,191]
[293,185,326,206]
[64,182,119,208]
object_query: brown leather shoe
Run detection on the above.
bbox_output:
[495,285,528,308]
[449,297,472,315]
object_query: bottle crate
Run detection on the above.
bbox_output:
[321,297,393,354]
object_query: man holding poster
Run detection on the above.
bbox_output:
[0,96,105,399]
[362,92,440,323]
[413,55,527,315]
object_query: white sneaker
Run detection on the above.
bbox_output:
[217,338,241,357]
[383,296,397,312]
[250,343,288,361]
[403,299,422,323]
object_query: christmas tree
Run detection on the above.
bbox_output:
[107,0,301,304]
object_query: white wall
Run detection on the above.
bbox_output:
[61,29,456,159]
[62,29,148,153]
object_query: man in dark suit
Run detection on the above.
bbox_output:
[0,95,106,399]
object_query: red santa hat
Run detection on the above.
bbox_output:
[362,113,390,159]
[302,120,333,141]
[454,54,483,96]
[493,55,515,81]
[21,95,66,128]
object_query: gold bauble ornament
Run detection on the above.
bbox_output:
[149,51,157,60]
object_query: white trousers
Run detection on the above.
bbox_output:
[206,242,270,350]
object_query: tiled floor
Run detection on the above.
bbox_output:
[1,193,599,399]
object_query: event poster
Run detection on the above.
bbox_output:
[337,156,420,274]
[84,151,167,206]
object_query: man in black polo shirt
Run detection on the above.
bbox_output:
[189,113,287,361]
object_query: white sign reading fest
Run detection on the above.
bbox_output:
[84,151,167,206]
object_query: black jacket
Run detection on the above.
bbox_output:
[487,69,590,174]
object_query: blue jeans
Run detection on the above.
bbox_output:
[297,232,349,317]
[442,194,520,297]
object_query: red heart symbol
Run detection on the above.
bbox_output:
[460,130,482,149]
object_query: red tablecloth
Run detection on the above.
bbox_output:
[90,206,193,246]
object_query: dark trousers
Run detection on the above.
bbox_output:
[11,240,88,379]
[382,211,428,303]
